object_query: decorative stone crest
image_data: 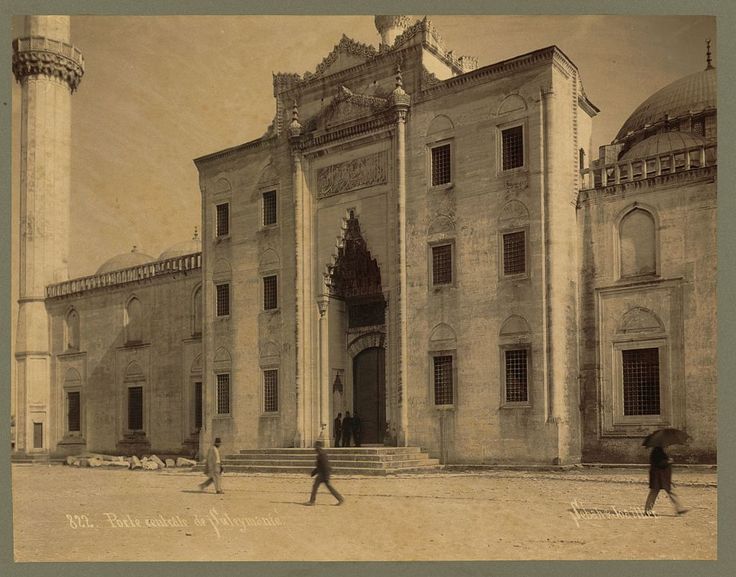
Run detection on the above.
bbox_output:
[317,152,388,198]
[306,86,389,133]
[12,37,85,92]
[303,35,377,81]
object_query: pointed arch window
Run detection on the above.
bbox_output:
[619,208,657,278]
[65,309,80,351]
[192,286,202,336]
[125,297,143,344]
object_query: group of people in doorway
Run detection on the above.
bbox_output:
[333,411,361,447]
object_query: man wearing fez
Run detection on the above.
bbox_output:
[199,437,224,494]
[342,411,353,447]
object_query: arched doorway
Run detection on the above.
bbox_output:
[353,347,386,444]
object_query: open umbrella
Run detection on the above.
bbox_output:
[642,428,690,448]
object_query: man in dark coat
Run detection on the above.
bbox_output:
[333,413,342,448]
[352,412,362,447]
[305,441,344,506]
[645,446,687,515]
[198,437,224,494]
[342,411,353,447]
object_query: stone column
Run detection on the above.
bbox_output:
[389,67,411,446]
[13,16,84,455]
[317,293,331,446]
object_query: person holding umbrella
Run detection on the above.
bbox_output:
[643,428,689,515]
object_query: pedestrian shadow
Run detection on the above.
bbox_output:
[181,489,209,494]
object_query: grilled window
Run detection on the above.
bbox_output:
[623,348,660,415]
[263,190,277,226]
[692,117,705,137]
[433,355,454,405]
[503,231,526,275]
[502,125,524,170]
[263,275,278,310]
[216,283,230,317]
[33,422,43,449]
[505,349,528,403]
[432,244,453,286]
[67,391,81,432]
[215,203,229,237]
[128,386,143,430]
[194,382,203,431]
[431,143,452,186]
[264,369,278,413]
[216,373,231,415]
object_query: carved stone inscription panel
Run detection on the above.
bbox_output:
[316,152,388,199]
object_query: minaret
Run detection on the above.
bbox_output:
[12,16,84,455]
[374,15,413,48]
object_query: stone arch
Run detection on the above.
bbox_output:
[124,361,145,382]
[257,160,278,186]
[64,367,82,386]
[190,354,202,374]
[213,347,232,365]
[498,200,530,229]
[427,215,455,236]
[259,248,280,271]
[497,93,527,116]
[429,322,457,351]
[426,114,454,138]
[212,177,232,194]
[65,307,80,350]
[617,204,657,278]
[618,306,665,334]
[192,284,203,336]
[500,315,531,336]
[260,340,281,359]
[212,258,232,280]
[124,295,143,343]
[347,331,385,358]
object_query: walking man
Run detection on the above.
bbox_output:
[333,412,343,448]
[306,441,344,506]
[342,411,353,447]
[645,446,687,515]
[199,437,224,494]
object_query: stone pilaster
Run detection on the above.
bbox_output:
[13,16,83,455]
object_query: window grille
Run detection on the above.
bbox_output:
[432,244,453,285]
[67,391,81,432]
[263,190,277,226]
[505,349,528,403]
[622,348,660,415]
[194,382,203,430]
[692,118,705,137]
[216,283,230,317]
[431,144,452,186]
[216,203,229,237]
[264,369,278,412]
[433,355,454,405]
[128,386,143,430]
[502,125,524,170]
[503,231,526,275]
[264,275,278,310]
[216,373,231,415]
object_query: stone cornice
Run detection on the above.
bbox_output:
[193,135,276,166]
[578,165,716,204]
[12,36,84,92]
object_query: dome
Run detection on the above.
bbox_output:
[96,246,155,275]
[615,67,716,142]
[159,230,202,260]
[620,131,706,161]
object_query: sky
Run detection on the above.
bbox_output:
[11,14,717,279]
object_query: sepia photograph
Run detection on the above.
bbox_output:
[1,2,730,574]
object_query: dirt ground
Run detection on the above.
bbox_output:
[11,464,716,561]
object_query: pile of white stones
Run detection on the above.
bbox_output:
[65,453,197,470]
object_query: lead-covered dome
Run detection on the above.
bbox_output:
[615,67,716,142]
[158,229,201,260]
[96,246,155,275]
[620,131,706,161]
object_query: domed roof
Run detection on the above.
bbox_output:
[158,229,202,260]
[96,246,156,275]
[615,67,716,142]
[620,131,706,161]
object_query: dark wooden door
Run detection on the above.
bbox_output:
[353,347,385,444]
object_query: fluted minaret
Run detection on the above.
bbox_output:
[13,16,84,455]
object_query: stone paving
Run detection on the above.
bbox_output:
[11,464,716,561]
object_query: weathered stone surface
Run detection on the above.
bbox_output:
[142,460,158,470]
[65,456,76,466]
[176,458,197,467]
[88,458,103,467]
[130,455,143,469]
[150,455,165,469]
[165,458,176,468]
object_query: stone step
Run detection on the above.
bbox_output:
[237,447,422,455]
[221,458,440,469]
[225,452,430,463]
[217,463,443,476]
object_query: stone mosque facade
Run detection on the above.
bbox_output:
[11,15,717,464]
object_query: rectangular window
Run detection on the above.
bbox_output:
[216,373,231,415]
[194,382,203,431]
[128,386,143,431]
[505,349,529,403]
[263,275,278,310]
[503,231,526,275]
[432,244,453,286]
[263,369,279,413]
[216,283,230,317]
[67,391,81,433]
[433,355,454,406]
[431,143,452,186]
[33,422,43,449]
[502,125,524,170]
[692,117,705,137]
[215,203,229,237]
[622,348,660,415]
[262,190,277,226]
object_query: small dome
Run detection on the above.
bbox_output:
[620,131,706,161]
[96,246,155,275]
[615,67,716,142]
[159,229,202,260]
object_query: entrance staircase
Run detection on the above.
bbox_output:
[220,446,441,475]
